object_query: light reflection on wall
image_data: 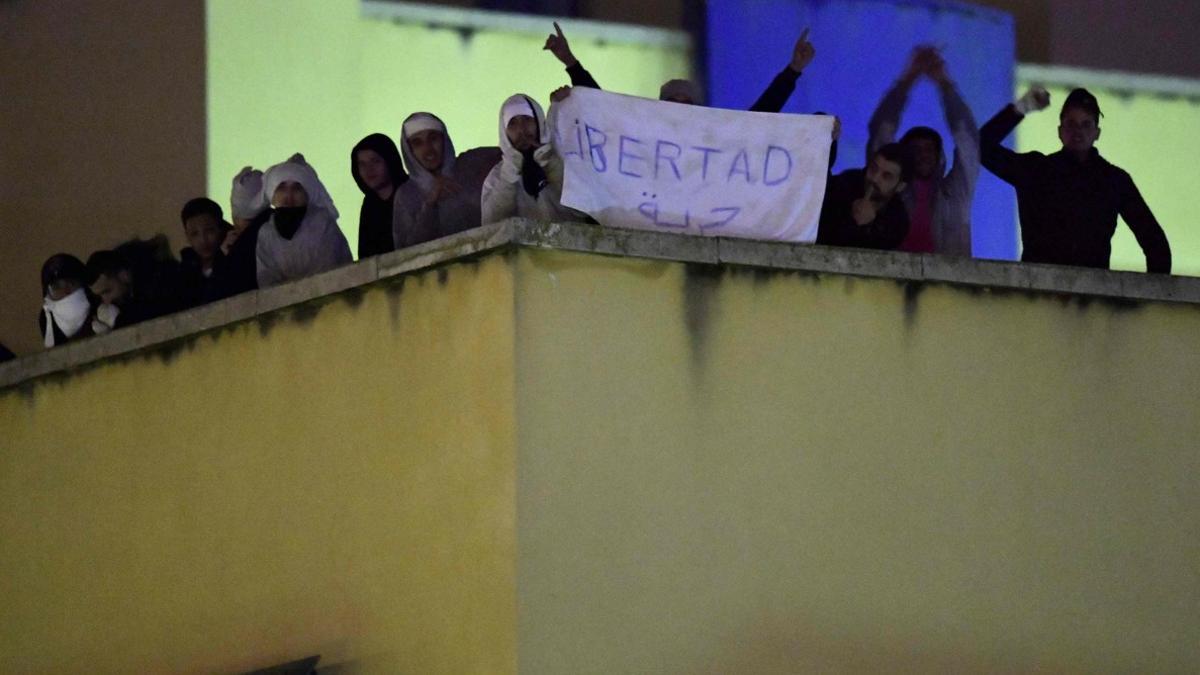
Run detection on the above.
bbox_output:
[207,0,690,257]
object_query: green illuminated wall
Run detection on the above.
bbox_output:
[1014,82,1200,275]
[207,0,691,256]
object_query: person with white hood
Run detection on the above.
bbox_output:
[38,253,95,348]
[392,113,500,248]
[256,154,352,288]
[481,91,585,226]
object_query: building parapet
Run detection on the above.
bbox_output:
[4,219,1198,392]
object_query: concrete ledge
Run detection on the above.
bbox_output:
[4,219,1199,392]
[0,222,516,392]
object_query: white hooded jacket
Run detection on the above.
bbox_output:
[392,113,498,248]
[256,157,353,288]
[481,94,584,226]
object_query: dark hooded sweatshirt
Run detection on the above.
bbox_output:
[352,133,409,259]
[980,104,1171,273]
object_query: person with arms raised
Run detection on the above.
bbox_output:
[980,86,1170,273]
[867,46,979,256]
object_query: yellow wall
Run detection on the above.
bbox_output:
[207,0,692,257]
[0,257,517,674]
[1014,83,1200,276]
[5,243,1198,673]
[512,248,1200,673]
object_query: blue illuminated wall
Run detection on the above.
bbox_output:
[707,0,1017,260]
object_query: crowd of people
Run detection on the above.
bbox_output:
[28,26,1173,357]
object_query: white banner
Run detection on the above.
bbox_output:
[552,87,832,242]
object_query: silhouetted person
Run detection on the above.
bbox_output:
[980,87,1170,273]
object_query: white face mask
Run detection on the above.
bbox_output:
[43,287,91,348]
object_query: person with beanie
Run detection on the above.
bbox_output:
[980,86,1171,273]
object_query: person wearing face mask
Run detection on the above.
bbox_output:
[178,197,234,308]
[38,253,96,348]
[867,46,979,256]
[352,133,408,258]
[817,143,913,250]
[481,90,587,226]
[256,154,353,288]
[981,86,1170,273]
[392,113,501,248]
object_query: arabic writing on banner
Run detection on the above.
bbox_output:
[552,87,833,242]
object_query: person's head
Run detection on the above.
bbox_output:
[271,181,309,208]
[86,250,134,306]
[408,130,445,173]
[352,133,407,199]
[499,95,547,154]
[402,114,451,175]
[261,155,339,223]
[40,254,88,300]
[1059,88,1102,156]
[659,79,702,105]
[180,198,228,263]
[899,126,944,180]
[354,148,390,193]
[506,116,539,152]
[865,143,913,202]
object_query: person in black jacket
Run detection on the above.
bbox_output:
[980,86,1170,273]
[351,133,408,258]
[818,143,912,250]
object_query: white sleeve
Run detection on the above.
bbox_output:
[480,163,519,226]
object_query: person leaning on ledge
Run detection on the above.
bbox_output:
[980,86,1171,274]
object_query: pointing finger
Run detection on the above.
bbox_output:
[799,27,810,43]
[554,21,564,38]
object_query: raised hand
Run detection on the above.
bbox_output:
[790,28,815,73]
[925,49,951,85]
[900,45,938,83]
[550,86,572,104]
[543,22,577,67]
[1015,85,1051,115]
